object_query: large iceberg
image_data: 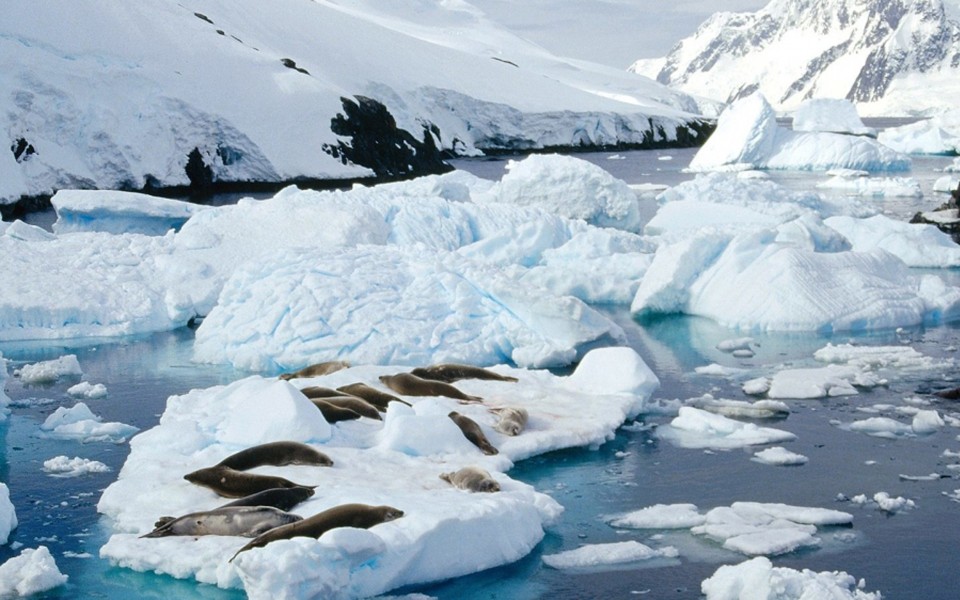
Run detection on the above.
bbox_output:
[791,98,876,137]
[98,348,659,598]
[688,93,909,172]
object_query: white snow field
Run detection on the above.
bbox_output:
[0,0,705,204]
[98,347,659,598]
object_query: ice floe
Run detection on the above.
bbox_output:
[607,503,706,529]
[817,174,921,197]
[791,98,876,137]
[66,381,108,399]
[0,483,16,545]
[542,541,678,570]
[40,402,138,444]
[878,116,960,155]
[751,447,808,466]
[51,190,207,235]
[688,93,909,173]
[97,347,658,598]
[701,556,880,600]
[846,492,916,514]
[42,456,112,477]
[656,407,796,450]
[0,546,68,597]
[15,355,82,384]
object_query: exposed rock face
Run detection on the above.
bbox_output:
[323,96,451,179]
[630,0,960,114]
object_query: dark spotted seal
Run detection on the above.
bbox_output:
[216,441,333,470]
[142,506,302,538]
[320,396,382,420]
[279,360,350,381]
[439,466,500,493]
[184,465,314,498]
[411,363,518,384]
[448,411,498,455]
[379,373,482,403]
[299,386,347,399]
[229,503,404,562]
[310,399,362,423]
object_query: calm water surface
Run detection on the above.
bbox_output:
[3,144,960,599]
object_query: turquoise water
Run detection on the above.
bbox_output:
[3,146,960,598]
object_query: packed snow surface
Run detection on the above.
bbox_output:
[702,556,881,600]
[98,347,659,598]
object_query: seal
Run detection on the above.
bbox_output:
[379,373,483,403]
[229,503,404,562]
[448,411,498,455]
[439,466,500,493]
[310,399,363,423]
[216,441,333,470]
[184,465,314,498]
[218,486,316,512]
[490,407,529,436]
[142,506,302,538]
[300,386,347,399]
[411,363,519,384]
[278,360,350,381]
[336,383,411,411]
[320,396,382,420]
[933,386,960,400]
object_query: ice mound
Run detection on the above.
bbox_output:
[489,154,643,232]
[657,407,796,450]
[766,365,864,399]
[630,225,960,332]
[751,447,808,466]
[842,410,944,439]
[791,98,876,137]
[542,541,678,570]
[847,492,916,514]
[607,503,706,529]
[193,244,624,372]
[0,483,17,545]
[98,348,658,598]
[878,116,960,155]
[701,556,881,600]
[0,546,68,597]
[825,215,960,268]
[689,93,909,172]
[42,456,111,477]
[66,381,108,399]
[39,402,138,443]
[15,355,82,384]
[51,189,207,235]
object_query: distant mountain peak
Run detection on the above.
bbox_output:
[631,0,960,115]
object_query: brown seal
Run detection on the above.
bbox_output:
[439,466,500,493]
[320,396,382,420]
[216,441,333,470]
[184,465,314,498]
[278,360,350,381]
[379,373,482,403]
[299,386,347,399]
[218,486,316,512]
[336,383,411,411]
[490,407,529,436]
[142,506,302,538]
[448,411,498,455]
[229,503,404,562]
[411,363,518,384]
[311,399,362,423]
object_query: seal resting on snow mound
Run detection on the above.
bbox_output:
[229,503,404,562]
[278,360,350,380]
[410,363,519,384]
[440,466,500,493]
[217,486,316,512]
[449,411,498,455]
[215,441,333,470]
[490,407,529,436]
[142,506,302,538]
[336,382,411,410]
[379,373,483,403]
[184,465,315,498]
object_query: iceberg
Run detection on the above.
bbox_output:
[791,98,876,137]
[878,114,960,155]
[0,547,68,597]
[51,190,207,235]
[688,93,910,172]
[825,215,960,268]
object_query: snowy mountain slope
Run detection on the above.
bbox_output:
[0,0,708,207]
[629,0,960,116]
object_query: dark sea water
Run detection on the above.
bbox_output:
[2,142,960,599]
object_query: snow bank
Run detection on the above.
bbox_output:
[689,93,909,172]
[702,556,881,600]
[98,348,658,598]
[52,190,207,235]
[39,402,138,444]
[42,456,111,477]
[657,407,796,450]
[0,546,68,597]
[542,541,677,570]
[791,99,876,137]
[15,355,82,384]
[0,483,17,545]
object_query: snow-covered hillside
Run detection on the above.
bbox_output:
[630,0,960,116]
[0,0,709,208]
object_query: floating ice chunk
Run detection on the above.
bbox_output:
[66,381,107,399]
[39,402,138,443]
[42,456,111,477]
[849,492,915,514]
[490,154,642,232]
[912,410,945,434]
[845,417,913,439]
[0,546,68,596]
[0,354,9,422]
[194,244,624,372]
[51,189,208,235]
[817,175,921,197]
[792,99,876,137]
[688,396,790,419]
[608,504,706,529]
[878,117,960,155]
[766,365,862,399]
[716,337,754,352]
[15,355,82,384]
[689,93,909,172]
[542,541,678,570]
[657,407,796,450]
[751,447,808,466]
[695,364,749,377]
[813,342,952,373]
[825,215,960,268]
[742,377,771,396]
[934,175,960,193]
[701,556,881,600]
[0,483,16,545]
